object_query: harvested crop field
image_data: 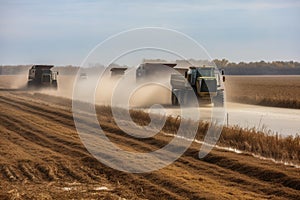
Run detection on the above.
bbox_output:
[0,91,300,199]
[225,76,300,108]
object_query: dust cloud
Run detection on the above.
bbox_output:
[0,66,177,109]
[18,67,173,108]
[0,75,28,89]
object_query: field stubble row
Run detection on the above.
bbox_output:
[225,76,300,108]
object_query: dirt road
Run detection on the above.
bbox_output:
[0,91,299,199]
[148,102,300,137]
[1,75,299,136]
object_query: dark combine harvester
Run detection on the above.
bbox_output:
[27,65,58,89]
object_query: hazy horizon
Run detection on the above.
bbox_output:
[1,0,300,65]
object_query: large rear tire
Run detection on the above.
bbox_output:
[178,90,186,105]
[52,80,58,90]
[171,90,179,106]
[185,89,198,107]
[27,81,34,89]
[213,91,224,107]
[173,89,197,107]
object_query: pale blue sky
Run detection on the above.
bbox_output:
[0,0,299,65]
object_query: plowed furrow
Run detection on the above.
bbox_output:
[2,93,299,195]
[1,92,299,199]
[0,96,183,199]
[18,162,37,181]
[1,165,18,181]
[0,114,89,159]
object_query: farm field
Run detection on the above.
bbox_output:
[225,76,300,108]
[2,0,299,199]
[0,91,299,199]
[0,75,300,199]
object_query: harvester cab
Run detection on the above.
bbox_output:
[27,65,58,89]
[189,66,218,95]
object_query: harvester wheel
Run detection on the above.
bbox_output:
[52,81,58,89]
[171,90,179,106]
[185,89,198,106]
[178,90,186,105]
[27,81,34,89]
[213,91,224,107]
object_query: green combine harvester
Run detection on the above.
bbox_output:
[171,66,225,107]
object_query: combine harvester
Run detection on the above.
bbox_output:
[109,62,225,107]
[170,66,225,107]
[135,62,225,107]
[27,65,58,89]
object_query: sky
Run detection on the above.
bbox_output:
[0,0,299,65]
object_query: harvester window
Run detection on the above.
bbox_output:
[197,68,213,77]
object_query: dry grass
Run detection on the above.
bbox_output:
[225,76,300,109]
[219,126,300,163]
[97,106,300,165]
[79,75,300,164]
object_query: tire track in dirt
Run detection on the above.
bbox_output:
[1,93,298,196]
[0,95,183,199]
[0,92,299,199]
[0,101,103,184]
[0,117,104,184]
[0,94,243,198]
[0,101,203,200]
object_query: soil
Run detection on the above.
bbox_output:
[0,91,299,199]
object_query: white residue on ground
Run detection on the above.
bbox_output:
[163,132,300,169]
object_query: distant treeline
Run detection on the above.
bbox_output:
[0,65,80,75]
[213,59,300,75]
[145,59,300,75]
[1,60,300,75]
[0,65,31,75]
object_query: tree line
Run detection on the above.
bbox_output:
[1,60,300,75]
[213,59,300,75]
